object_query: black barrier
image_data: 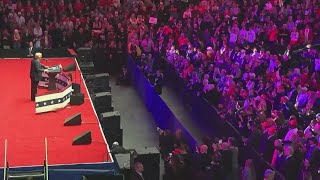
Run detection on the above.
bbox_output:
[127,55,198,148]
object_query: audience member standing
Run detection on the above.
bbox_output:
[280,146,299,180]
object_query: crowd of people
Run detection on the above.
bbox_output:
[1,0,320,179]
[0,0,127,73]
[159,127,243,180]
[125,0,320,179]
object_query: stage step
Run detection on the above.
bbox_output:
[8,171,45,179]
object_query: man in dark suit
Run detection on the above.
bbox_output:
[159,129,175,159]
[130,162,145,180]
[30,53,48,101]
[280,146,299,180]
[150,69,164,95]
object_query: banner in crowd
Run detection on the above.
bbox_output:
[149,17,157,24]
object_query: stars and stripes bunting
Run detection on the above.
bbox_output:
[35,85,73,114]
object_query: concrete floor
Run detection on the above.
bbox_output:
[110,78,159,149]
[161,86,203,144]
[109,77,164,180]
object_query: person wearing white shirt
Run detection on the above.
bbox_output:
[283,45,291,61]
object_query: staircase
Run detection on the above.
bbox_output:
[3,139,49,180]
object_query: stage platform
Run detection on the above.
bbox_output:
[0,57,114,179]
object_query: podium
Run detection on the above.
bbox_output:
[47,65,62,91]
[35,65,73,114]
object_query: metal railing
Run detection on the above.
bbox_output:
[3,138,49,180]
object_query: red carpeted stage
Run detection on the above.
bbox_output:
[0,58,112,168]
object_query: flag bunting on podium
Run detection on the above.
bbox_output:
[35,85,73,113]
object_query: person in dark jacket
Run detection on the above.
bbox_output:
[150,69,164,95]
[29,52,48,101]
[219,142,233,179]
[159,129,175,159]
[116,66,130,85]
[130,162,145,180]
[261,127,278,163]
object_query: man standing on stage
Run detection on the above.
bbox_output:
[30,52,48,101]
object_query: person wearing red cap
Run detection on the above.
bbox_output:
[284,119,298,141]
